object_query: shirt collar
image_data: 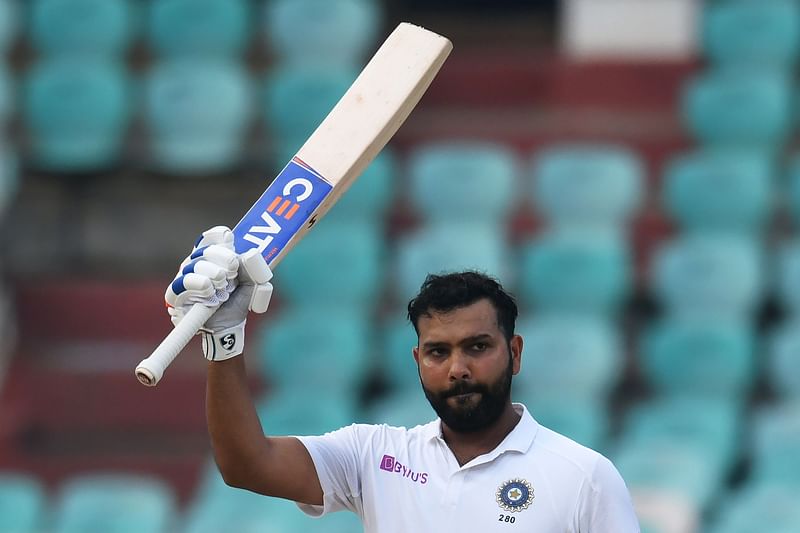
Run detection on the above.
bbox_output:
[421,402,539,455]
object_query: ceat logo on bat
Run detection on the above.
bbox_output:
[232,157,333,263]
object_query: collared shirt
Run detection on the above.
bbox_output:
[296,403,640,532]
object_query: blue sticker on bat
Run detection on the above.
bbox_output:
[233,157,333,264]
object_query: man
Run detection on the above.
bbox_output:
[167,226,640,532]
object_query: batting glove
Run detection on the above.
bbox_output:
[165,226,273,361]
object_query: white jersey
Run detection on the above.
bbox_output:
[297,403,640,532]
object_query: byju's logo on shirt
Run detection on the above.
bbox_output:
[379,455,428,485]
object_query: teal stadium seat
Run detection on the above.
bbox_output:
[394,222,513,302]
[703,0,800,68]
[0,0,19,53]
[24,58,131,172]
[519,229,632,314]
[514,314,623,401]
[774,239,800,315]
[751,403,800,488]
[278,222,385,307]
[514,391,610,452]
[30,0,135,58]
[0,65,13,125]
[651,234,763,316]
[148,0,251,59]
[187,463,364,533]
[379,316,421,392]
[662,149,774,235]
[785,153,800,226]
[255,388,359,435]
[407,141,519,223]
[529,144,644,227]
[264,0,381,66]
[0,473,46,533]
[52,474,176,533]
[619,397,741,473]
[257,308,372,394]
[0,145,17,216]
[263,64,357,160]
[683,69,792,148]
[144,59,252,175]
[706,483,800,533]
[767,320,800,399]
[613,441,722,510]
[640,316,756,399]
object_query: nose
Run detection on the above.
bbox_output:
[447,351,471,381]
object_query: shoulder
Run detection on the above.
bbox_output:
[531,423,610,480]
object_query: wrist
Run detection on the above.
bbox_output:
[201,320,246,361]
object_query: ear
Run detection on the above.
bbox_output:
[413,344,420,365]
[510,334,523,375]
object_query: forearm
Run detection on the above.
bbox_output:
[206,356,269,487]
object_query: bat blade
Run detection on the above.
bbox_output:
[135,22,452,386]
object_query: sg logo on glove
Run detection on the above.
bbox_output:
[221,334,237,351]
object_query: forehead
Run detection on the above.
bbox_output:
[416,299,502,342]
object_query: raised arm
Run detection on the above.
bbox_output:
[166,226,323,505]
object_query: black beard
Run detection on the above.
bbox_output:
[421,352,513,433]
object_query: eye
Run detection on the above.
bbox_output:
[426,347,448,358]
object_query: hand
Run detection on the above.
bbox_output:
[165,226,273,360]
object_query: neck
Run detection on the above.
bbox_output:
[441,402,521,467]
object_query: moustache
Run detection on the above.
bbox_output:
[442,382,487,398]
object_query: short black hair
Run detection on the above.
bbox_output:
[407,271,518,341]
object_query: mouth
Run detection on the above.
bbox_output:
[449,392,480,403]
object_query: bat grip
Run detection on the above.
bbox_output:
[135,304,217,387]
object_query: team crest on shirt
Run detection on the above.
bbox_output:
[496,478,534,512]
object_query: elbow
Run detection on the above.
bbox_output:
[214,457,254,490]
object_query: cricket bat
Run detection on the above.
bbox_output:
[135,22,452,386]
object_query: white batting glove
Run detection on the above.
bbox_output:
[165,226,273,361]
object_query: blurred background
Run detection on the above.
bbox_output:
[1,0,799,532]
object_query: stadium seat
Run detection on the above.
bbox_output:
[774,238,800,315]
[277,221,385,307]
[148,0,251,59]
[144,59,252,175]
[514,314,623,401]
[365,390,436,429]
[0,473,46,533]
[407,141,519,223]
[529,144,644,227]
[767,320,800,399]
[613,441,722,510]
[705,483,800,533]
[262,64,357,151]
[518,228,632,314]
[324,150,396,223]
[23,58,131,172]
[0,145,17,216]
[650,233,763,316]
[750,403,800,487]
[378,315,421,393]
[255,388,359,436]
[0,65,13,125]
[393,222,513,302]
[29,0,135,58]
[619,397,741,472]
[703,0,800,68]
[256,307,372,393]
[515,391,610,452]
[0,0,19,54]
[640,316,756,399]
[662,149,774,235]
[52,473,177,533]
[263,0,381,66]
[683,69,792,148]
[785,154,800,226]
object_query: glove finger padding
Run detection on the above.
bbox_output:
[239,249,273,313]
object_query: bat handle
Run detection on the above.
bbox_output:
[135,303,217,387]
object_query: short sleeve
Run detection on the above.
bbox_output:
[577,456,640,532]
[295,424,373,518]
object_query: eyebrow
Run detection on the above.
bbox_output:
[420,333,494,350]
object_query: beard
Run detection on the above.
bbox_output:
[421,350,513,433]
